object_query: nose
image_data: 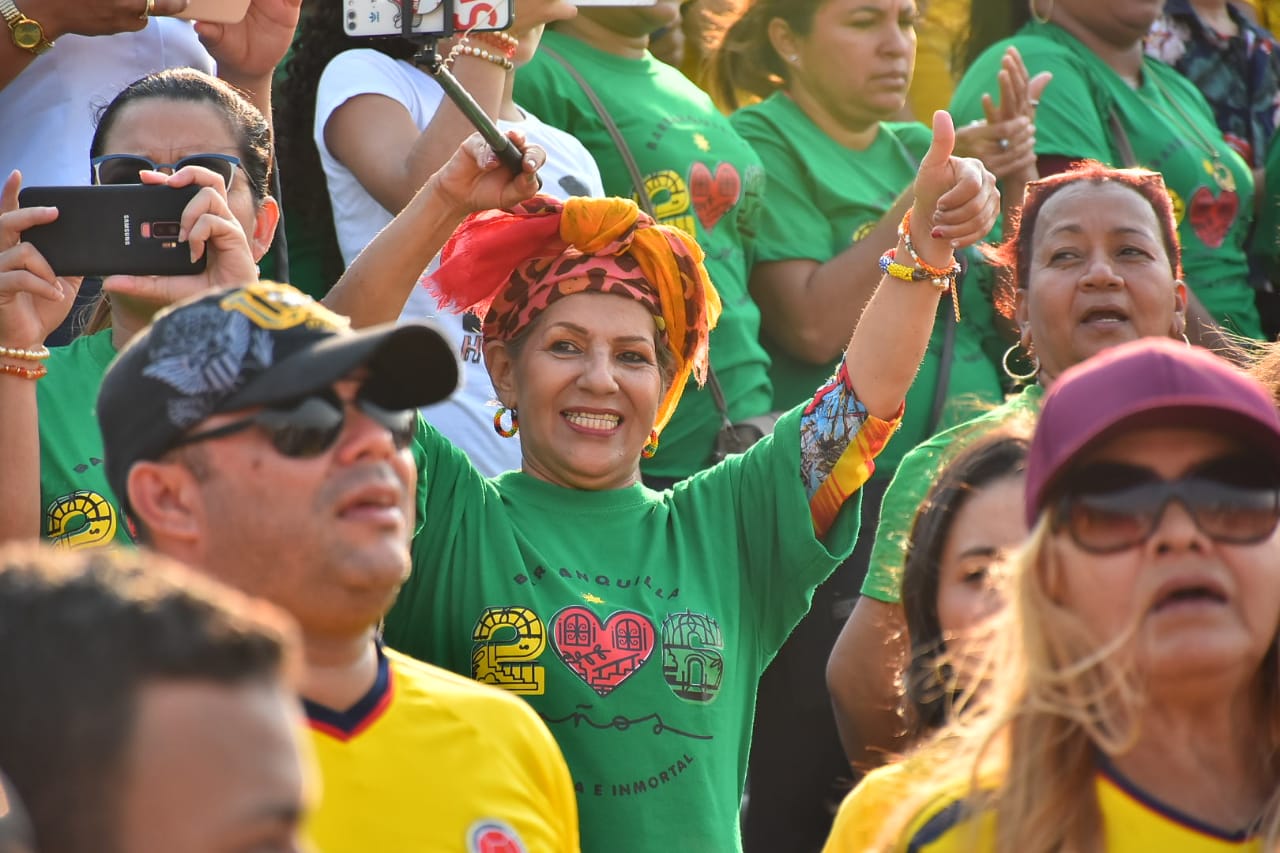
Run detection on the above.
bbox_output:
[333,400,401,464]
[577,349,620,394]
[1079,252,1123,290]
[1149,498,1209,555]
[879,19,912,56]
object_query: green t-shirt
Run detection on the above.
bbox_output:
[386,408,862,852]
[37,329,132,549]
[730,93,1004,474]
[515,31,773,479]
[860,383,1044,602]
[951,22,1260,338]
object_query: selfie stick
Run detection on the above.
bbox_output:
[402,0,527,177]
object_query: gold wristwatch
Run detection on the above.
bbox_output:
[0,0,54,56]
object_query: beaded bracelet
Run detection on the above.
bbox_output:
[0,362,48,380]
[448,43,514,71]
[878,249,963,323]
[898,209,957,278]
[0,343,50,361]
[470,31,519,60]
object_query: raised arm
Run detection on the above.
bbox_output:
[197,0,302,129]
[323,131,543,328]
[846,111,999,419]
[0,170,81,544]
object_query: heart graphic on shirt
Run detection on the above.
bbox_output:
[551,606,655,696]
[690,162,742,232]
[1187,186,1239,249]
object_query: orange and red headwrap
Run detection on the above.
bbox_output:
[431,195,721,435]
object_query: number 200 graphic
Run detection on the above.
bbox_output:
[472,606,547,695]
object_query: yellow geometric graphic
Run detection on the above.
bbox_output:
[46,490,117,550]
[471,606,548,695]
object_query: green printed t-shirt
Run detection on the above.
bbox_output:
[731,93,1004,474]
[861,383,1044,602]
[37,329,132,549]
[515,31,773,479]
[386,408,861,852]
[951,21,1260,339]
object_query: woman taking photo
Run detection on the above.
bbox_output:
[381,114,999,852]
[830,161,1191,769]
[950,0,1258,340]
[826,337,1280,851]
[0,67,543,548]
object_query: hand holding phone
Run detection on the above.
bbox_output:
[18,185,206,278]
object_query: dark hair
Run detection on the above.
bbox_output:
[276,0,418,289]
[0,545,297,853]
[961,0,1029,70]
[900,426,1031,736]
[91,67,272,203]
[983,160,1183,319]
[704,0,824,111]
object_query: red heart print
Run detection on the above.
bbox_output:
[551,606,655,697]
[1187,186,1238,249]
[689,162,742,232]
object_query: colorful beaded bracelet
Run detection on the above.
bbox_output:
[898,209,957,278]
[470,31,519,60]
[0,362,48,380]
[878,249,963,323]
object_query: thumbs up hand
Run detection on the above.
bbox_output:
[908,110,1000,269]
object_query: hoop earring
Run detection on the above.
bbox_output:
[1002,343,1040,383]
[641,429,660,459]
[1181,333,1191,346]
[1030,0,1053,24]
[493,406,519,438]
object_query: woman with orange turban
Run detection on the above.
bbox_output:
[381,113,998,852]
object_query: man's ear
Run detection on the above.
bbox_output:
[126,460,204,546]
[484,340,518,408]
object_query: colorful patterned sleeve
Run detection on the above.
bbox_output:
[800,362,902,538]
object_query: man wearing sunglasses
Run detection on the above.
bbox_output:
[96,281,582,853]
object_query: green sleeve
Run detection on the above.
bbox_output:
[860,435,951,602]
[731,110,832,264]
[950,33,1114,164]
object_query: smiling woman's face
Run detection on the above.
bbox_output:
[1016,181,1185,385]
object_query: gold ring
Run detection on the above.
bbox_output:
[140,0,154,20]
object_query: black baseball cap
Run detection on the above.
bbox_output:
[98,281,459,509]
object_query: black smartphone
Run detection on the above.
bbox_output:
[18,184,206,277]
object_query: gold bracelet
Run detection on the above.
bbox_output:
[0,343,50,361]
[448,43,514,71]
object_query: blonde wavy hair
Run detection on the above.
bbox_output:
[872,518,1280,852]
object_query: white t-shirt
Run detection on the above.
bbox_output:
[0,20,213,187]
[315,48,604,477]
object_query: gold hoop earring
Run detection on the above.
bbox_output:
[493,406,519,438]
[1002,343,1040,383]
[641,429,660,459]
[1030,0,1053,24]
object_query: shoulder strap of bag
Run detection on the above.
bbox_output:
[541,44,735,429]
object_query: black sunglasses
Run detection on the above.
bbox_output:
[1052,457,1280,554]
[91,153,242,191]
[169,387,417,459]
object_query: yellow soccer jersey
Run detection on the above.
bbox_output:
[305,646,580,852]
[824,758,1262,852]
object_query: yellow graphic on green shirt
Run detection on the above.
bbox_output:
[1168,187,1185,226]
[46,490,117,550]
[641,170,696,238]
[472,606,548,695]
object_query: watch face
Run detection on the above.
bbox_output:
[13,19,42,48]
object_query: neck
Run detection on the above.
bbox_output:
[299,630,381,711]
[1050,16,1145,88]
[108,295,159,351]
[785,88,882,151]
[553,18,649,60]
[1110,689,1271,831]
[1189,0,1238,35]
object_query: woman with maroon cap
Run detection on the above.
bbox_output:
[825,337,1280,852]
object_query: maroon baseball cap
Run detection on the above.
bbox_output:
[1024,337,1280,526]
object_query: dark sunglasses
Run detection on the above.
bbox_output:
[169,387,417,459]
[91,153,242,191]
[1052,457,1280,554]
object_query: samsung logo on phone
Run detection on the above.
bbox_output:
[122,214,131,246]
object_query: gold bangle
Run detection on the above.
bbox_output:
[0,343,50,361]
